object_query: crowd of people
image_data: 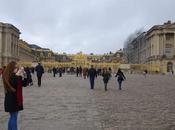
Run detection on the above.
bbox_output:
[1,61,127,130]
[3,60,175,130]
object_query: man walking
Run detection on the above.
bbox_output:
[88,65,97,89]
[35,63,44,87]
[52,67,57,77]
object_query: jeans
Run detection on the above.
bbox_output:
[104,83,107,91]
[37,76,42,86]
[8,112,18,130]
[90,78,95,89]
[118,80,122,90]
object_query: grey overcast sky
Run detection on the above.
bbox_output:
[0,0,175,54]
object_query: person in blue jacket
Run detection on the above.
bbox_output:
[87,65,97,89]
[35,63,44,87]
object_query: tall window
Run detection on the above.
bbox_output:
[165,33,174,58]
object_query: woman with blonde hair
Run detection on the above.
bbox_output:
[2,61,24,130]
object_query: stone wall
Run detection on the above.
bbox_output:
[0,22,20,67]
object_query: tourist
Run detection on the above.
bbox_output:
[102,68,111,91]
[79,66,82,77]
[59,67,62,77]
[76,67,79,77]
[115,68,126,90]
[2,61,24,130]
[171,70,174,75]
[143,69,148,77]
[35,63,44,87]
[82,67,88,79]
[25,67,33,86]
[87,65,97,89]
[31,67,35,74]
[52,67,57,77]
[108,67,112,79]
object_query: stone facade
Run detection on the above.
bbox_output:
[124,21,175,73]
[31,48,55,62]
[0,22,20,67]
[113,49,124,63]
[19,40,37,62]
[146,21,175,73]
[54,53,72,62]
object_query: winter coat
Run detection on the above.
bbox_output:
[4,74,23,112]
[102,72,111,84]
[88,68,97,79]
[115,72,126,81]
[35,65,44,77]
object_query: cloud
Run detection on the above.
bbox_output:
[0,0,175,54]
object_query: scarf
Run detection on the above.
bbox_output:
[17,77,23,106]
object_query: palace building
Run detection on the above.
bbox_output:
[19,40,37,62]
[0,22,20,67]
[146,21,175,73]
[124,21,175,73]
[0,22,123,71]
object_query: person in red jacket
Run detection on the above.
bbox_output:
[2,61,24,130]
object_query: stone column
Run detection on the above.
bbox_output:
[14,36,16,57]
[150,37,152,57]
[9,34,12,57]
[5,32,11,64]
[162,34,165,55]
[11,41,15,55]
[155,34,159,56]
[5,33,8,56]
[17,37,19,57]
[11,37,13,55]
[163,33,166,54]
[174,33,175,56]
[11,35,14,55]
[0,31,2,68]
[8,33,11,59]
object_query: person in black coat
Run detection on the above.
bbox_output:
[59,67,62,77]
[76,67,79,77]
[35,63,44,87]
[102,68,111,91]
[2,61,24,130]
[52,67,57,77]
[87,65,97,89]
[25,67,33,86]
[115,68,126,90]
[79,66,82,77]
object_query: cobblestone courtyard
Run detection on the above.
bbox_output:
[1,74,175,130]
